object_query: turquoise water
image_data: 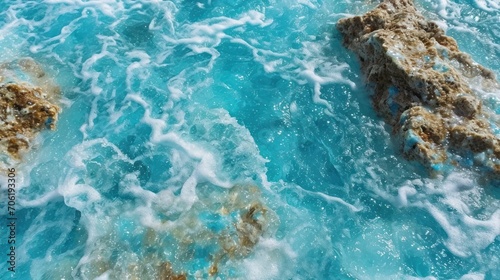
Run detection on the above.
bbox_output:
[0,0,499,279]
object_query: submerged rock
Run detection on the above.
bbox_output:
[76,184,278,279]
[0,58,60,160]
[337,0,500,174]
[158,262,187,280]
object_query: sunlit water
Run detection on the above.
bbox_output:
[0,0,499,279]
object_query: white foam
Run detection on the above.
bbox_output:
[125,50,151,92]
[94,271,111,280]
[79,94,99,138]
[425,201,498,258]
[473,0,499,12]
[294,41,356,115]
[434,0,452,18]
[66,138,134,169]
[167,71,190,101]
[460,273,485,280]
[396,185,418,207]
[362,166,500,261]
[294,184,362,212]
[156,6,356,116]
[44,0,121,18]
[263,37,357,115]
[124,94,267,213]
[241,238,297,280]
[81,36,119,95]
[298,0,318,9]
[162,10,272,46]
[18,190,61,208]
[120,173,156,203]
[394,173,500,258]
[58,175,102,210]
[289,101,298,114]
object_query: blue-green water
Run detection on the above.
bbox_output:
[0,0,499,279]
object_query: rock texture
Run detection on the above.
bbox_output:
[337,0,500,174]
[0,58,60,160]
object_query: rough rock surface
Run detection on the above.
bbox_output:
[0,58,60,160]
[337,0,500,174]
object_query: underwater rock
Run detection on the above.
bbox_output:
[158,262,187,280]
[205,186,277,277]
[0,59,60,160]
[236,203,267,249]
[76,184,278,279]
[337,0,500,173]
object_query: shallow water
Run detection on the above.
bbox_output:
[0,0,499,279]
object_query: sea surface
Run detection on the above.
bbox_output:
[0,0,499,279]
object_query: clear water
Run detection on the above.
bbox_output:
[0,0,499,279]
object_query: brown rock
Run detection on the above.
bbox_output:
[453,94,481,119]
[158,262,186,280]
[337,0,500,174]
[0,83,59,159]
[399,106,447,169]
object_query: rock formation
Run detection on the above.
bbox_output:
[337,0,500,174]
[0,58,60,160]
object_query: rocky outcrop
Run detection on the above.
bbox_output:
[337,0,500,174]
[0,58,60,160]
